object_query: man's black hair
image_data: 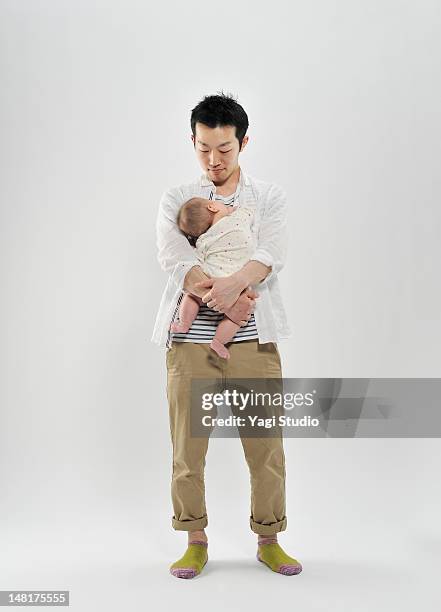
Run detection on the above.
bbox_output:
[190,90,249,149]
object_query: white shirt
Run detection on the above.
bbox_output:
[151,166,292,348]
[196,206,255,277]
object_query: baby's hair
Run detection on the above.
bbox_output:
[177,197,213,239]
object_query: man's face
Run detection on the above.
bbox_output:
[191,122,248,184]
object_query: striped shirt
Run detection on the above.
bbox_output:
[169,185,259,344]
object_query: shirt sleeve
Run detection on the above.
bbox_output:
[250,184,288,284]
[155,188,201,290]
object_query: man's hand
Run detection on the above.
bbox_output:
[195,274,248,312]
[224,288,259,326]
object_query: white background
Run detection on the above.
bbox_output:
[1,1,440,610]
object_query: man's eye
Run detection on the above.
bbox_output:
[199,149,232,153]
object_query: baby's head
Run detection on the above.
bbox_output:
[177,197,233,239]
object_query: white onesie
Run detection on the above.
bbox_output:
[195,206,255,277]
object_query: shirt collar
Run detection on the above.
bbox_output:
[199,165,250,188]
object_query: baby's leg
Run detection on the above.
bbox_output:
[210,317,241,360]
[170,293,203,333]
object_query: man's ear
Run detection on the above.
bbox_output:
[240,134,249,152]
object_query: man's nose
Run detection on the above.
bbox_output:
[208,150,220,166]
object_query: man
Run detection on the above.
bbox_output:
[152,92,302,578]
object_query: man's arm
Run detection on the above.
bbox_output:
[199,185,288,310]
[247,184,288,284]
[233,260,272,289]
[156,189,201,290]
[198,261,269,311]
[191,267,259,326]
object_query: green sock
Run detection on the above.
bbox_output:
[257,538,302,575]
[170,541,208,579]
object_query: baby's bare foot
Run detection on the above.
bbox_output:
[210,338,230,359]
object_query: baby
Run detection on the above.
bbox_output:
[170,196,255,359]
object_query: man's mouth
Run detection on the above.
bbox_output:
[210,168,224,173]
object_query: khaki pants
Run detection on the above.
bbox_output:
[166,339,287,536]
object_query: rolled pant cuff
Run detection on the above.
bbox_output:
[250,516,287,535]
[172,515,208,531]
